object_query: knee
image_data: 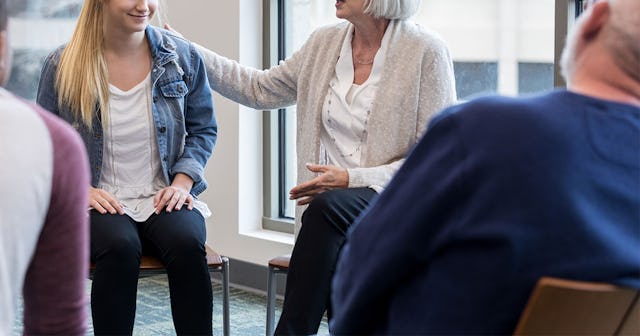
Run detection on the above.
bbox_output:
[93,236,141,270]
[305,189,345,218]
[160,233,206,265]
[301,189,352,233]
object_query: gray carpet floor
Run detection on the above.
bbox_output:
[14,275,329,335]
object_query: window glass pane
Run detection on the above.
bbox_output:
[6,0,82,100]
[416,0,555,98]
[453,62,498,99]
[279,0,555,217]
[518,62,555,94]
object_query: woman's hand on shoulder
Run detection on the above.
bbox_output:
[89,187,124,215]
[288,164,349,206]
[163,24,184,38]
[154,173,194,213]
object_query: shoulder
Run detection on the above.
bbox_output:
[0,89,54,188]
[147,25,200,57]
[0,89,49,135]
[8,92,86,163]
[307,21,349,44]
[42,44,66,70]
[431,94,538,126]
[30,103,85,155]
[394,20,450,55]
[154,25,191,47]
[428,91,572,140]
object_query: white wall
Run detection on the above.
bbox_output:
[164,0,294,266]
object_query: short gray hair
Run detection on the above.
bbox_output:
[364,0,422,20]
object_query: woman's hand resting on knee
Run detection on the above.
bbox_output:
[154,173,194,214]
[289,163,349,206]
[89,187,124,215]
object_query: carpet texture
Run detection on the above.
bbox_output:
[14,275,329,335]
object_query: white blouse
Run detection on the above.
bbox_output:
[320,20,393,169]
[99,73,210,221]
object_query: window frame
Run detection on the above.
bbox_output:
[262,0,580,234]
[262,0,295,233]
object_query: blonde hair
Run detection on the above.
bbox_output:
[56,0,108,128]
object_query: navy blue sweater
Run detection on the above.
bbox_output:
[332,90,640,335]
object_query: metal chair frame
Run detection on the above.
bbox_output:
[266,255,290,336]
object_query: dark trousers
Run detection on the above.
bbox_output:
[275,187,378,335]
[90,208,213,336]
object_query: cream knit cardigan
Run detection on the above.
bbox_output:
[197,20,457,229]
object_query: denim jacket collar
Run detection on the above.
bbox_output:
[146,26,179,68]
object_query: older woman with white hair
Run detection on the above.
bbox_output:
[187,0,456,333]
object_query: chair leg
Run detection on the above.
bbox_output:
[266,265,277,336]
[221,256,230,336]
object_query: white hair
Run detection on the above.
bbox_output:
[363,0,422,20]
[559,14,584,85]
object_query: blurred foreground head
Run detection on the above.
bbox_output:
[0,0,12,86]
[561,0,640,104]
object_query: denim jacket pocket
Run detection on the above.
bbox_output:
[159,80,189,121]
[159,80,189,97]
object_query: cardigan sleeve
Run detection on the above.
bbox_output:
[195,38,314,110]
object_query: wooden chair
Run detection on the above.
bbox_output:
[514,277,640,335]
[266,254,290,336]
[90,244,230,336]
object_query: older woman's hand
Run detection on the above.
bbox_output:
[289,163,349,205]
[163,23,184,38]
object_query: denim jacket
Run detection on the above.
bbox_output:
[37,26,217,196]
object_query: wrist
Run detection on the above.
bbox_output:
[172,173,194,191]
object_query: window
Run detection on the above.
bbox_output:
[264,0,579,232]
[6,0,82,100]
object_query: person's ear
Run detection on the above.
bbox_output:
[580,0,610,40]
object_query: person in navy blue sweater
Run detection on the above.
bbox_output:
[331,0,640,334]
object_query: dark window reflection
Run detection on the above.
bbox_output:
[453,62,498,100]
[6,0,81,100]
[518,62,554,95]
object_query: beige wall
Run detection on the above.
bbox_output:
[165,0,294,266]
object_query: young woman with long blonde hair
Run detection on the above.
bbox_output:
[37,0,217,334]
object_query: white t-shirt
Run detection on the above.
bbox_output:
[99,74,210,221]
[0,88,53,334]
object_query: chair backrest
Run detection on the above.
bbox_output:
[514,277,640,336]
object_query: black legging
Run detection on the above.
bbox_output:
[275,187,378,335]
[90,208,213,335]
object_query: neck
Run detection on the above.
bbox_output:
[103,27,148,56]
[352,17,390,49]
[569,50,640,107]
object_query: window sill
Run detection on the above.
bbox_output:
[239,217,295,246]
